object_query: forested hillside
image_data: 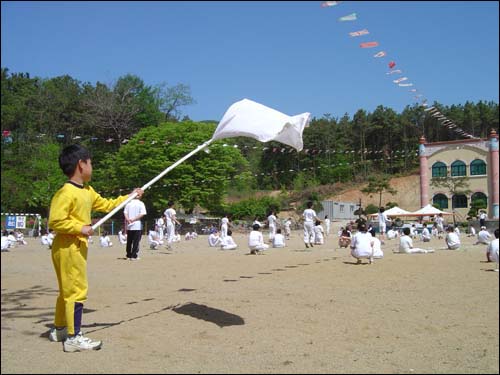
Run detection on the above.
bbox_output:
[2,68,499,218]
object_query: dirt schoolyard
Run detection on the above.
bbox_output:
[1,229,498,374]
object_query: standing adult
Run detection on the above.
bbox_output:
[434,213,445,238]
[303,201,318,249]
[267,210,277,243]
[479,210,487,228]
[377,207,392,243]
[124,196,147,260]
[164,201,179,249]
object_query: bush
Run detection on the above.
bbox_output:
[227,196,282,220]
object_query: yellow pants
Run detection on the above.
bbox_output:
[51,235,88,336]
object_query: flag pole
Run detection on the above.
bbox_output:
[92,138,214,231]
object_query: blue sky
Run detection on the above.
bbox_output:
[2,1,499,122]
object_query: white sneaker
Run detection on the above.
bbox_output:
[63,332,102,352]
[48,327,67,342]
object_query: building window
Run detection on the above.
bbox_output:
[452,194,468,209]
[432,162,447,177]
[340,205,344,213]
[471,192,488,207]
[451,160,466,177]
[470,159,486,175]
[433,194,449,209]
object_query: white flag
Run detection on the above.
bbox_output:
[212,99,311,152]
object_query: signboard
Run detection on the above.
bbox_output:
[16,216,26,229]
[5,216,16,230]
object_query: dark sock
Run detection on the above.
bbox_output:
[74,302,84,335]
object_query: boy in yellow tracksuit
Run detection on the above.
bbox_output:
[48,144,143,352]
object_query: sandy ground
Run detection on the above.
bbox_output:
[1,229,498,374]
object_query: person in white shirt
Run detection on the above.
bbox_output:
[386,227,398,240]
[156,216,165,241]
[220,214,230,241]
[445,225,461,250]
[474,227,492,245]
[221,229,238,250]
[370,231,383,260]
[468,226,476,237]
[324,215,331,237]
[208,230,222,247]
[399,227,434,254]
[486,228,499,265]
[338,227,351,249]
[1,231,9,252]
[118,229,127,245]
[14,230,28,245]
[267,211,277,243]
[41,229,55,248]
[248,224,269,254]
[284,218,292,240]
[41,231,50,247]
[303,201,318,249]
[99,231,113,247]
[6,231,17,248]
[479,210,487,228]
[410,224,418,239]
[350,224,375,264]
[124,196,147,260]
[47,229,55,246]
[252,216,263,229]
[164,201,180,249]
[377,207,392,242]
[272,228,286,248]
[454,225,461,237]
[313,220,324,245]
[148,228,163,249]
[184,231,193,241]
[421,226,431,242]
[434,214,445,238]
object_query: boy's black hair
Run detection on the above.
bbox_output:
[403,227,411,235]
[59,144,91,177]
[227,230,232,236]
[276,228,281,234]
[494,228,499,238]
[307,201,313,208]
[252,224,260,231]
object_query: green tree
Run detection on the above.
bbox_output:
[93,121,249,217]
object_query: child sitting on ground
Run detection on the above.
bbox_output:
[99,231,113,247]
[248,223,269,254]
[445,225,461,250]
[272,228,286,248]
[398,227,434,254]
[221,229,238,250]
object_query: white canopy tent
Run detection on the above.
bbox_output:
[369,206,413,218]
[408,204,452,216]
